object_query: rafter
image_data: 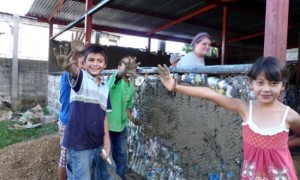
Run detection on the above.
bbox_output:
[147,4,219,35]
[49,0,66,21]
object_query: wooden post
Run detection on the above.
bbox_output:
[85,0,93,45]
[263,0,289,63]
[221,5,228,65]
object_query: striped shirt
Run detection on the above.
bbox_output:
[63,70,111,150]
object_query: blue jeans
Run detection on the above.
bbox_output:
[67,147,114,180]
[94,152,116,180]
[110,127,128,180]
[66,148,98,180]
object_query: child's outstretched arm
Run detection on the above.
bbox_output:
[157,64,247,117]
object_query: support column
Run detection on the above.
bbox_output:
[12,14,20,111]
[221,5,228,65]
[263,0,289,63]
[297,31,300,86]
[95,31,101,44]
[158,40,166,54]
[49,20,53,38]
[85,0,93,45]
[147,38,151,52]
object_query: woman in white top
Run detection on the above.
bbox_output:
[177,32,211,67]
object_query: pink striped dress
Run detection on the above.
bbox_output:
[241,101,298,180]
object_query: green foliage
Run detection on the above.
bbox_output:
[182,43,193,54]
[0,121,58,149]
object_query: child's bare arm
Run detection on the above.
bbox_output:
[157,64,247,118]
[102,116,111,159]
[287,110,300,136]
[175,85,246,116]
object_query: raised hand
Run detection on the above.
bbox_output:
[157,64,176,91]
[53,43,75,70]
[53,30,85,71]
[71,31,85,53]
[118,56,140,77]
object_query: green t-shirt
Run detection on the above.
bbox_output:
[107,71,134,132]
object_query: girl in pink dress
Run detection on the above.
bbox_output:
[157,56,300,179]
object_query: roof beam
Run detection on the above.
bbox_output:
[147,4,219,35]
[217,22,300,46]
[228,31,264,43]
[93,25,191,43]
[202,0,265,18]
[71,0,226,32]
[70,0,256,35]
[50,0,114,40]
[49,0,66,21]
[30,16,191,43]
[33,13,300,47]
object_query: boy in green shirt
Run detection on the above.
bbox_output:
[106,56,141,179]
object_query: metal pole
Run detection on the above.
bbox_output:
[101,64,252,75]
[50,0,115,40]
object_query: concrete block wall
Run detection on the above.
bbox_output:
[0,58,47,110]
[0,58,12,96]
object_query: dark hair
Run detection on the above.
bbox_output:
[84,44,108,63]
[247,56,289,85]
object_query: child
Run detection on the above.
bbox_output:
[57,48,85,180]
[104,56,141,179]
[157,56,300,179]
[54,42,113,179]
[169,53,181,68]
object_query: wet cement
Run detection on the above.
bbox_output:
[136,81,243,179]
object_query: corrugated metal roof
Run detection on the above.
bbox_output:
[25,0,300,50]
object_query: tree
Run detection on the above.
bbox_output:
[182,44,193,54]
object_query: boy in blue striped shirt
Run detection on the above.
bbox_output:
[54,36,113,179]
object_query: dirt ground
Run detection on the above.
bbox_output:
[0,134,59,180]
[0,133,299,180]
[0,134,143,180]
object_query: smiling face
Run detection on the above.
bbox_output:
[193,37,211,58]
[84,53,107,78]
[249,72,285,105]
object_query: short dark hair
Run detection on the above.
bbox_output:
[247,56,289,85]
[84,44,108,63]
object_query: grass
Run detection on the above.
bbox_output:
[0,120,58,149]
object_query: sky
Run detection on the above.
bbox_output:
[0,0,34,15]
